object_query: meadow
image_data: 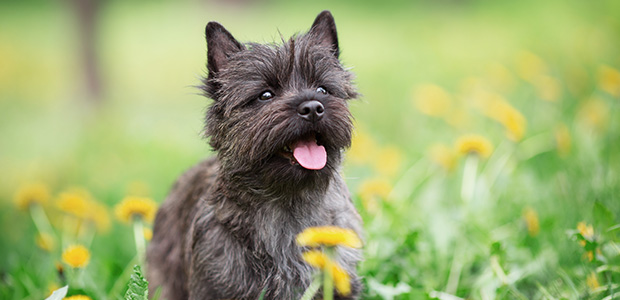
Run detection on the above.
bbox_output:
[1,0,619,299]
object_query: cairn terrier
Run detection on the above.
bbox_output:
[147,10,363,300]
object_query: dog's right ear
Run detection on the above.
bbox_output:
[205,22,244,78]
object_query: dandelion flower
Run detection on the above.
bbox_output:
[554,123,571,157]
[374,146,404,178]
[64,295,93,300]
[358,178,392,213]
[14,182,50,210]
[412,83,452,117]
[522,207,539,237]
[36,233,55,252]
[455,134,494,158]
[428,143,458,172]
[301,250,352,296]
[347,128,379,165]
[577,222,594,242]
[296,226,362,248]
[598,65,620,97]
[577,97,609,133]
[56,188,92,219]
[534,75,561,102]
[515,51,547,83]
[475,93,526,141]
[586,271,600,290]
[143,228,153,241]
[62,244,90,268]
[115,196,158,224]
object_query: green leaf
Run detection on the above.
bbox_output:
[125,265,149,300]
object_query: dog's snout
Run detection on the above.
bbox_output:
[297,100,324,122]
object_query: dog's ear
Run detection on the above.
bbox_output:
[205,22,244,78]
[309,10,339,57]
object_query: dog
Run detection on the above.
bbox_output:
[147,10,363,300]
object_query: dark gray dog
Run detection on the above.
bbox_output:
[147,10,363,300]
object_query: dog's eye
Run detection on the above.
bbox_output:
[316,86,328,95]
[258,91,274,101]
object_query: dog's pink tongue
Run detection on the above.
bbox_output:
[293,139,327,170]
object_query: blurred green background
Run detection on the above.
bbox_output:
[1,0,619,299]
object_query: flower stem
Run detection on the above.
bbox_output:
[133,218,146,265]
[300,275,322,300]
[29,204,55,237]
[323,261,334,300]
[460,154,479,203]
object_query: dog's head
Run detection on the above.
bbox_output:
[202,11,357,193]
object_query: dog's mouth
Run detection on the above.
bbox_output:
[280,133,327,170]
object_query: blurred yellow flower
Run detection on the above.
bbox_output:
[577,222,594,242]
[374,146,404,177]
[301,249,328,268]
[577,97,609,133]
[412,83,452,117]
[62,244,90,268]
[533,75,561,102]
[586,272,600,290]
[554,123,571,157]
[428,143,458,172]
[36,233,55,252]
[56,188,93,219]
[485,63,516,93]
[598,65,620,97]
[358,178,392,213]
[301,250,351,296]
[515,51,547,83]
[143,228,153,241]
[332,263,352,296]
[522,207,540,237]
[347,128,379,165]
[296,226,362,248]
[115,196,158,224]
[87,202,111,232]
[14,182,50,211]
[127,180,151,197]
[64,295,93,300]
[455,134,494,158]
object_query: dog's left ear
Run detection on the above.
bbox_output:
[309,10,339,57]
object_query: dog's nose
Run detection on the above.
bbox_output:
[297,100,324,122]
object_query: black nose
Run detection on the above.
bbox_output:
[297,100,324,122]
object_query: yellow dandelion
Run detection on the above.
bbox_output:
[347,128,379,165]
[428,143,458,172]
[14,182,50,211]
[358,178,392,213]
[36,233,55,252]
[374,146,404,178]
[87,202,111,232]
[56,188,93,219]
[62,244,90,268]
[302,250,329,269]
[577,222,594,241]
[577,97,609,133]
[127,180,151,197]
[554,123,571,157]
[586,271,600,290]
[533,75,561,102]
[474,92,527,141]
[143,228,153,241]
[412,83,452,117]
[115,196,158,224]
[455,134,494,158]
[64,295,93,300]
[296,226,362,248]
[332,263,352,296]
[485,63,516,93]
[515,51,547,83]
[522,207,540,237]
[301,250,352,296]
[598,65,620,97]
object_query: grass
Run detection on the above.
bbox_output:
[1,0,619,299]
